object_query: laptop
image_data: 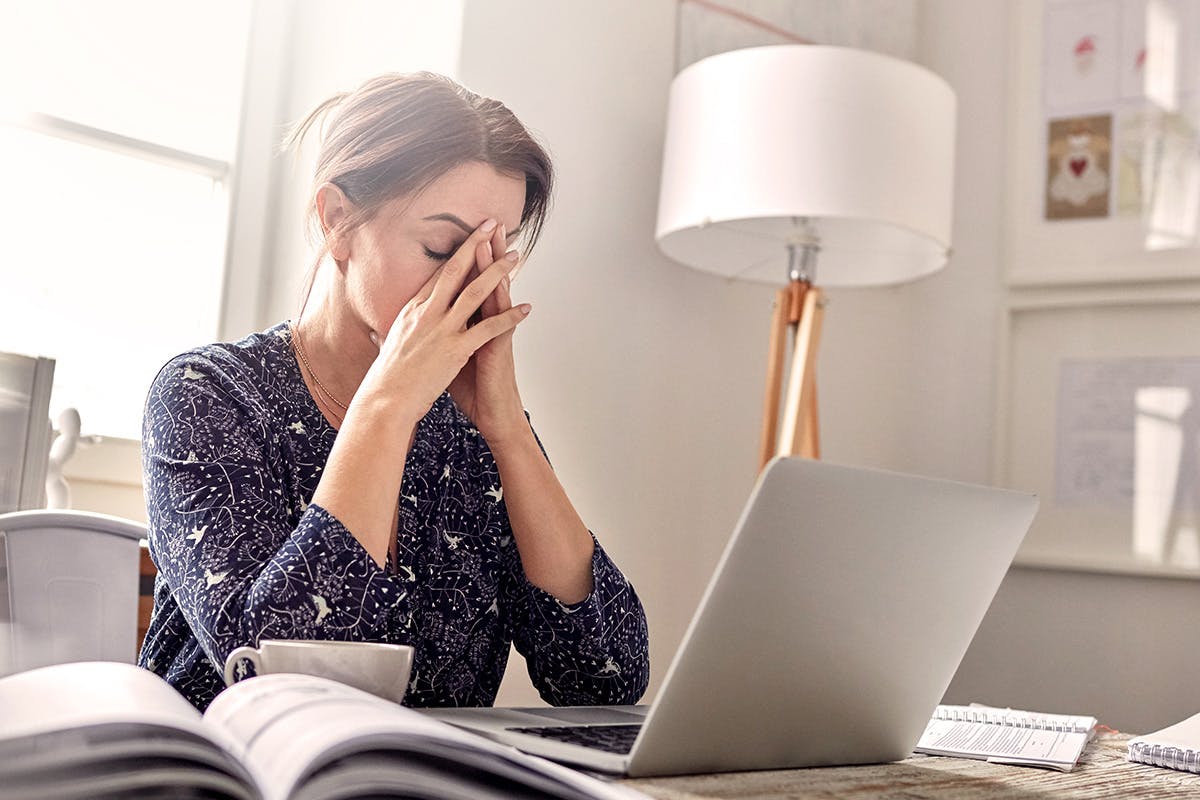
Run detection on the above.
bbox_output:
[423,457,1038,777]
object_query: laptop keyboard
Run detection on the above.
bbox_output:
[505,724,642,754]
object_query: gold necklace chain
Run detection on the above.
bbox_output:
[288,320,348,424]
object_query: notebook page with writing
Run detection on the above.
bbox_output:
[1128,711,1200,774]
[915,705,1097,771]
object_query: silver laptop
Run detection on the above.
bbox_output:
[423,457,1038,777]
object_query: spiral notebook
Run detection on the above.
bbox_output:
[915,704,1097,771]
[1128,711,1200,775]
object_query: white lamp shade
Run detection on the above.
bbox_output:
[655,45,957,287]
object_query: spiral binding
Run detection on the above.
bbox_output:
[1128,741,1200,774]
[932,705,1092,734]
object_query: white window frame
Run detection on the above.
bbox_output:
[58,0,292,493]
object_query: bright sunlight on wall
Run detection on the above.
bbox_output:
[0,1,253,440]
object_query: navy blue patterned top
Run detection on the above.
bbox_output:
[137,321,649,711]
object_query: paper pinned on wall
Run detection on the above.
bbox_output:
[1056,356,1200,567]
[1057,357,1200,501]
[1042,0,1120,114]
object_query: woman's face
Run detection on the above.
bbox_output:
[338,161,526,338]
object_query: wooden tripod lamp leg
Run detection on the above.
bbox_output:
[803,380,821,459]
[759,286,791,472]
[777,285,825,460]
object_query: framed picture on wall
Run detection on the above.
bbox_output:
[1005,0,1200,287]
[994,285,1200,578]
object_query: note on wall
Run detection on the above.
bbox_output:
[1057,357,1200,507]
[1043,0,1120,113]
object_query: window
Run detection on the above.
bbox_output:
[0,0,255,440]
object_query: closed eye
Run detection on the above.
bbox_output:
[423,246,452,262]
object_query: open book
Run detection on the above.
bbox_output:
[914,704,1098,772]
[0,661,648,800]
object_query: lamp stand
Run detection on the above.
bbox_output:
[758,278,825,471]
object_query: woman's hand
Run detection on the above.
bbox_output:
[360,219,530,427]
[448,222,528,448]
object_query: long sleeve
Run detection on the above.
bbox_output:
[496,423,650,706]
[140,323,650,712]
[141,353,408,678]
[504,534,650,705]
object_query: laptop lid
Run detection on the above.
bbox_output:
[625,457,1037,776]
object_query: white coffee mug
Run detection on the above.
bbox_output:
[222,640,414,703]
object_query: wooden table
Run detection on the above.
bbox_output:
[622,734,1200,799]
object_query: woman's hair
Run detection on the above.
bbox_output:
[280,71,554,309]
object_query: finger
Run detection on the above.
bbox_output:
[476,235,493,276]
[449,250,521,329]
[483,268,517,347]
[464,303,532,350]
[508,249,525,285]
[480,223,507,317]
[495,249,518,313]
[480,236,501,317]
[429,218,498,310]
[469,238,494,328]
[491,224,507,273]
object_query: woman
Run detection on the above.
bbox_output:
[137,72,650,711]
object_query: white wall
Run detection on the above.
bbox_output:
[947,564,1200,733]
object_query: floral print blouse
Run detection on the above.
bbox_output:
[137,321,649,711]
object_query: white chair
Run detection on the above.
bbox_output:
[0,509,146,676]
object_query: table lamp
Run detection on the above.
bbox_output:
[655,44,957,471]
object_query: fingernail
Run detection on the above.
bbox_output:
[481,218,498,233]
[519,303,532,315]
[368,330,379,346]
[505,250,520,262]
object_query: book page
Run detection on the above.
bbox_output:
[0,661,207,741]
[0,661,257,797]
[204,674,646,800]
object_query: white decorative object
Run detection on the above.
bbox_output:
[45,408,82,510]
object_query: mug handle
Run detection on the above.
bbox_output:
[223,646,263,687]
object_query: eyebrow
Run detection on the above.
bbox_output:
[422,212,522,240]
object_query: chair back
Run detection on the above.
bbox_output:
[0,509,146,676]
